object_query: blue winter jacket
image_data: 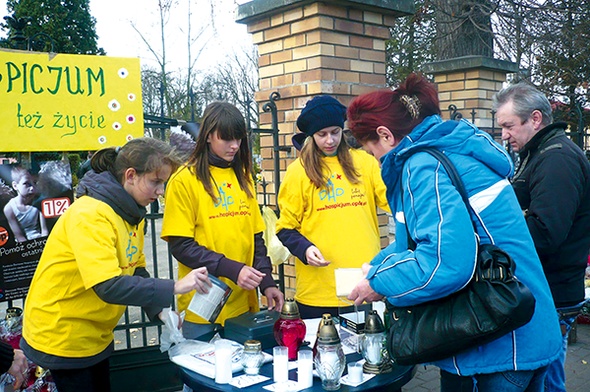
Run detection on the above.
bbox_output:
[368,115,561,376]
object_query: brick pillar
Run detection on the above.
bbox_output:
[237,0,412,298]
[237,0,412,205]
[422,56,518,138]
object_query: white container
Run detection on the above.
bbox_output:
[347,362,363,384]
[214,339,233,384]
[273,346,289,383]
[297,350,314,388]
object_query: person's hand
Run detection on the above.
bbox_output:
[158,309,183,329]
[7,349,28,389]
[237,266,265,290]
[264,287,284,312]
[305,246,330,267]
[348,266,384,306]
[174,267,212,295]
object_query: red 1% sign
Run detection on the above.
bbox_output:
[42,197,71,218]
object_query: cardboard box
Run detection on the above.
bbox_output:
[338,312,365,353]
[224,310,279,351]
[339,311,365,334]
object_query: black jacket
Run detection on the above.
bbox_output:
[512,122,590,307]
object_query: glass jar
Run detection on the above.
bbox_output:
[241,340,264,375]
[273,298,306,360]
[360,331,387,365]
[314,342,346,390]
[359,310,392,374]
[313,314,346,390]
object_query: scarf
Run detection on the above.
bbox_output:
[208,150,233,168]
[76,170,146,226]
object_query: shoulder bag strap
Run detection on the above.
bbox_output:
[400,147,477,250]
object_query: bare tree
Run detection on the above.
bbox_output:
[184,0,211,120]
[132,0,214,120]
[388,0,590,129]
[131,0,178,118]
[197,46,259,127]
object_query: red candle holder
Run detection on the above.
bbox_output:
[273,298,306,360]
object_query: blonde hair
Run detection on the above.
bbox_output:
[300,137,360,189]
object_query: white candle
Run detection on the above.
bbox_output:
[273,346,289,383]
[297,350,313,388]
[347,362,363,384]
[214,339,233,384]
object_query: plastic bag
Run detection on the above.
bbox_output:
[168,333,241,379]
[0,308,57,392]
[0,307,23,350]
[261,206,291,266]
[159,308,186,353]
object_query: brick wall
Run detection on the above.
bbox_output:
[237,1,411,301]
[423,56,518,135]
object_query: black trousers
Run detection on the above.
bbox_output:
[295,301,370,320]
[50,358,111,392]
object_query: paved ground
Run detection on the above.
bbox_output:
[401,321,590,392]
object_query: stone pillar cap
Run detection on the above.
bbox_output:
[422,55,519,75]
[236,0,414,24]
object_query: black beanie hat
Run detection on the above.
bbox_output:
[293,95,346,150]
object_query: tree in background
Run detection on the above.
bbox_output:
[1,0,104,54]
[197,47,259,127]
[532,0,590,139]
[386,2,435,87]
[431,0,494,59]
[387,0,590,135]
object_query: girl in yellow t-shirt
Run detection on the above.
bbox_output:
[22,138,212,392]
[162,102,284,340]
[276,95,389,319]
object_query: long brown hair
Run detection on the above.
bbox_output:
[187,102,254,202]
[300,134,360,189]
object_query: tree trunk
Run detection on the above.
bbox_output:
[432,0,494,59]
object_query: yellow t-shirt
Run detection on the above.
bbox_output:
[161,165,264,324]
[276,149,389,307]
[23,196,145,358]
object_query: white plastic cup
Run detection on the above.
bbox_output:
[347,362,363,384]
[214,339,233,384]
[297,350,313,388]
[273,346,289,383]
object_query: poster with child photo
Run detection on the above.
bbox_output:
[0,161,73,301]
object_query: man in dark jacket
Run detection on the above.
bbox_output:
[494,83,590,392]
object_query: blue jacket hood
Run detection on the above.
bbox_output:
[381,115,514,191]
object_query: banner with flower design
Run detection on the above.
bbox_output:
[0,49,143,152]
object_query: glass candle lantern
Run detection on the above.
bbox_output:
[273,298,307,360]
[241,340,264,375]
[312,313,332,357]
[313,314,346,390]
[359,310,392,374]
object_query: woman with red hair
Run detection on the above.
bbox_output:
[346,73,561,392]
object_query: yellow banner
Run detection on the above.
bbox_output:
[0,49,144,152]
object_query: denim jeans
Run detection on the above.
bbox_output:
[441,366,548,392]
[544,313,577,392]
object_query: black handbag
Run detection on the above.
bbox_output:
[386,147,536,366]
